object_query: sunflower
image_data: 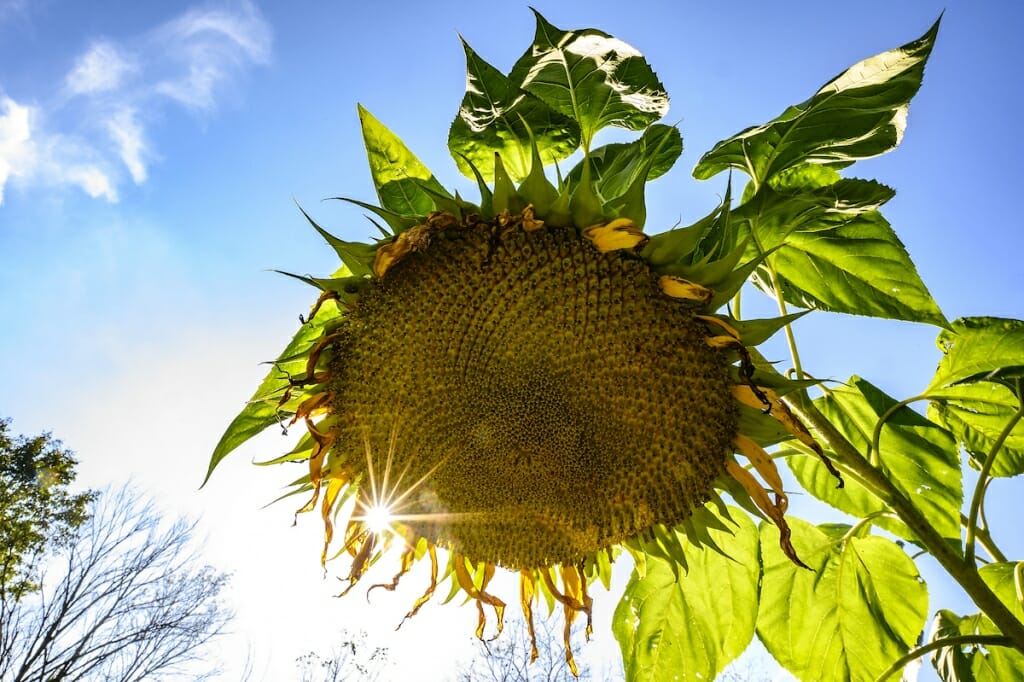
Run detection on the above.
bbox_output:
[207,13,843,675]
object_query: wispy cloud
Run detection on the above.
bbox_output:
[152,4,271,111]
[107,107,147,184]
[0,1,271,206]
[65,41,136,96]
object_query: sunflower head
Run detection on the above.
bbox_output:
[206,11,841,674]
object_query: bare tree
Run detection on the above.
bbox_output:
[0,486,232,681]
[456,614,607,682]
[295,629,390,682]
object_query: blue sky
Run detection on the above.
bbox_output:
[1,1,1022,680]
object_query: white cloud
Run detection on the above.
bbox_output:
[107,107,147,184]
[0,1,270,207]
[65,41,136,96]
[0,94,117,204]
[151,3,271,111]
[0,95,33,204]
[63,163,117,201]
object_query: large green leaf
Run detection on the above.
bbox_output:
[725,173,945,325]
[749,208,947,326]
[358,105,449,216]
[784,448,917,542]
[448,41,580,182]
[928,317,1024,392]
[929,382,1024,477]
[731,177,896,246]
[758,518,928,681]
[928,563,1024,681]
[509,10,669,150]
[694,18,939,184]
[817,376,962,542]
[613,509,758,682]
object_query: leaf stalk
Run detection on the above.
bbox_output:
[964,402,1024,565]
[873,634,1014,682]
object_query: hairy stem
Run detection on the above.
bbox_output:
[964,403,1024,565]
[874,634,1014,682]
[788,394,1024,653]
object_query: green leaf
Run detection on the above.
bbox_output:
[928,565,1024,681]
[357,104,449,216]
[204,298,344,486]
[757,518,928,682]
[747,206,946,325]
[929,382,1024,477]
[979,562,1024,623]
[448,40,580,183]
[509,10,669,150]
[929,610,978,682]
[784,448,917,542]
[694,18,939,184]
[564,124,682,200]
[928,317,1024,392]
[817,376,962,542]
[613,509,758,682]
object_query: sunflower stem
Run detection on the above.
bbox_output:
[787,393,1024,654]
[767,266,803,379]
[964,397,1024,565]
[873,634,1015,682]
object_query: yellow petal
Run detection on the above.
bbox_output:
[659,275,714,304]
[726,459,808,569]
[583,218,648,252]
[734,433,786,510]
[521,205,545,232]
[373,223,433,278]
[731,386,844,487]
[454,556,506,641]
[399,544,438,626]
[368,547,417,597]
[520,571,539,662]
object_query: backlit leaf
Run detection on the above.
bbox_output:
[758,518,928,681]
[928,317,1024,392]
[448,40,580,182]
[929,382,1024,477]
[748,207,946,326]
[784,448,917,542]
[817,376,962,543]
[510,10,669,149]
[694,18,939,184]
[928,564,1024,681]
[613,509,758,682]
[929,610,978,682]
[358,105,449,216]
